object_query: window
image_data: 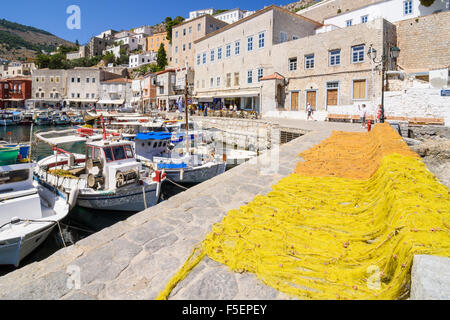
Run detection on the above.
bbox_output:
[235,41,240,55]
[197,23,201,31]
[305,54,315,69]
[50,77,54,83]
[226,44,231,58]
[404,0,413,15]
[329,49,341,66]
[280,32,288,43]
[361,15,368,23]
[247,36,253,51]
[352,45,365,63]
[125,145,133,158]
[346,19,352,27]
[226,73,231,88]
[41,77,45,82]
[258,32,265,48]
[86,93,89,98]
[247,70,253,84]
[210,49,215,62]
[234,72,239,86]
[202,52,206,64]
[71,77,75,83]
[210,24,214,30]
[257,68,264,82]
[210,77,214,88]
[197,54,201,65]
[353,79,367,100]
[86,78,90,83]
[103,148,113,162]
[216,77,221,87]
[77,77,81,83]
[175,31,178,38]
[289,58,297,71]
[217,47,222,60]
[183,44,186,51]
[188,43,191,50]
[183,29,186,36]
[189,26,192,34]
[293,35,299,40]
[175,46,178,53]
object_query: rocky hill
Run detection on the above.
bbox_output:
[282,0,322,12]
[0,18,73,62]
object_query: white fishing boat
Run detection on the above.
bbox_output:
[34,111,53,126]
[0,111,22,126]
[0,157,69,267]
[34,134,166,212]
[134,132,226,185]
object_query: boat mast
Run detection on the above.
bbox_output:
[184,63,189,154]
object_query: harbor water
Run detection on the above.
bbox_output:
[0,124,246,276]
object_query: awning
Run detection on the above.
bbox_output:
[65,99,98,103]
[195,91,260,99]
[97,99,125,105]
[3,98,25,102]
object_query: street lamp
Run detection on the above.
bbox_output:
[367,44,400,123]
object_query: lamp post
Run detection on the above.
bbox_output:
[367,44,400,123]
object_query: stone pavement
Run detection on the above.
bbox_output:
[0,122,365,300]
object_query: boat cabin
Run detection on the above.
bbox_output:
[133,132,172,161]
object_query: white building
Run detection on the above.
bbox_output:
[96,29,118,39]
[133,26,152,35]
[129,53,156,68]
[188,8,214,20]
[98,77,133,109]
[115,35,139,52]
[322,0,449,29]
[214,8,255,24]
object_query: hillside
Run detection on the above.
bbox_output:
[0,18,73,62]
[283,0,322,12]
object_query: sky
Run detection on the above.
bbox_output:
[0,0,299,44]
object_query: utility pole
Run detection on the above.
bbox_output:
[184,64,189,154]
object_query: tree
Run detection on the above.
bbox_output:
[419,0,435,6]
[156,43,168,71]
[102,51,115,65]
[35,54,50,68]
[75,39,79,47]
[165,16,185,42]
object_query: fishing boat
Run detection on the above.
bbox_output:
[20,111,34,125]
[0,111,22,126]
[0,148,69,267]
[34,134,166,212]
[0,143,31,165]
[134,132,226,185]
[70,115,85,125]
[53,113,71,125]
[34,112,53,126]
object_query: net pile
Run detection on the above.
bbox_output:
[157,124,450,300]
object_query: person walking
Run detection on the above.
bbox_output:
[358,104,367,128]
[306,103,314,120]
[376,104,382,123]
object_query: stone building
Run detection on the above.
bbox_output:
[261,17,396,119]
[98,77,133,110]
[0,62,36,78]
[153,67,194,109]
[30,69,67,108]
[89,36,113,57]
[171,15,228,68]
[193,5,322,112]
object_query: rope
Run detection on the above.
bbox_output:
[60,222,95,234]
[165,178,189,190]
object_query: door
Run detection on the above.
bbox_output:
[327,89,338,106]
[306,90,317,110]
[291,92,299,111]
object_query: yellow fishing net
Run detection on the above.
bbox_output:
[157,124,450,300]
[295,124,419,179]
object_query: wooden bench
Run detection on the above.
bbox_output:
[408,117,444,125]
[327,114,351,122]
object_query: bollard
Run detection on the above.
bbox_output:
[367,120,372,132]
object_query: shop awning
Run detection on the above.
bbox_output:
[97,99,125,105]
[195,91,260,99]
[64,99,98,103]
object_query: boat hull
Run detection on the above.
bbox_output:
[0,224,55,267]
[76,183,159,212]
[164,162,226,184]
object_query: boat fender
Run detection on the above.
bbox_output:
[68,187,79,210]
[180,168,184,181]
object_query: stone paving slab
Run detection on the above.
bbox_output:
[0,122,364,300]
[410,255,450,300]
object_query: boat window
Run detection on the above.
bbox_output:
[163,142,166,147]
[148,142,151,146]
[104,147,114,162]
[0,169,29,185]
[112,146,126,161]
[153,142,158,148]
[86,146,93,159]
[93,148,101,160]
[158,141,162,147]
[142,143,145,147]
[124,145,134,158]
[180,123,195,130]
